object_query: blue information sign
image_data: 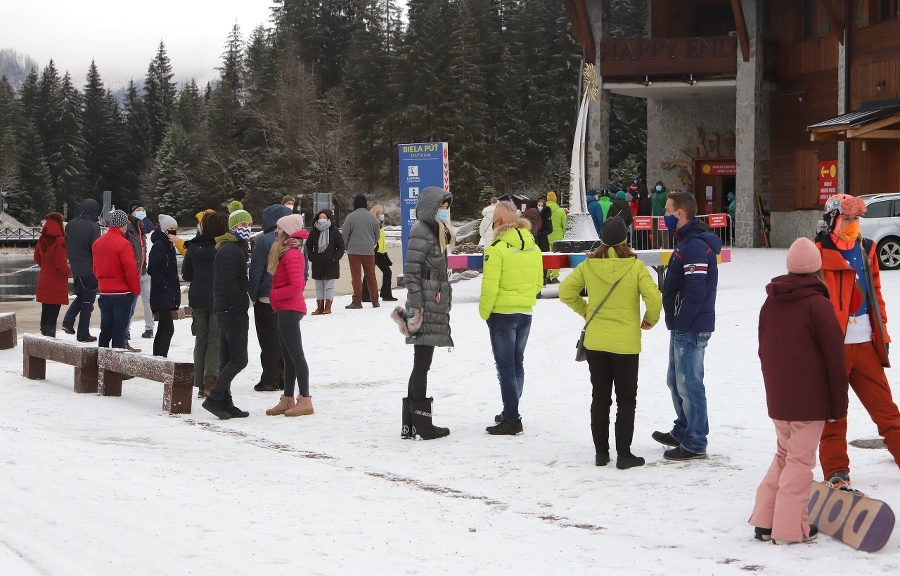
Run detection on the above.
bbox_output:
[398,142,449,264]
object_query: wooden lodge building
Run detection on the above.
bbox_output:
[563,0,900,247]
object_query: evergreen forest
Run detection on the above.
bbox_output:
[0,0,648,226]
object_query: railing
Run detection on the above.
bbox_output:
[628,214,732,250]
[598,36,739,79]
[0,227,42,245]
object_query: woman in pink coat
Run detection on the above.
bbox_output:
[265,214,313,417]
[34,212,72,337]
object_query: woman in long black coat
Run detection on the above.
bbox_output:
[306,209,346,315]
[147,216,182,357]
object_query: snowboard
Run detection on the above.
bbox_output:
[808,481,895,552]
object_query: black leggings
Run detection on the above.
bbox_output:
[153,311,174,357]
[586,350,640,455]
[40,304,61,328]
[277,310,309,397]
[407,344,435,400]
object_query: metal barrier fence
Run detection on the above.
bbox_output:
[0,227,42,246]
[628,214,732,250]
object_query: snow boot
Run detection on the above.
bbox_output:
[401,397,413,439]
[323,300,333,314]
[371,298,380,308]
[345,300,363,310]
[409,398,449,440]
[40,325,56,338]
[266,395,296,416]
[202,396,232,420]
[616,453,646,469]
[311,299,325,316]
[224,396,249,418]
[284,396,314,417]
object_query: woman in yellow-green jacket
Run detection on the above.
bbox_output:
[559,217,661,469]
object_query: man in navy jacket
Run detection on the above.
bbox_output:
[653,190,721,461]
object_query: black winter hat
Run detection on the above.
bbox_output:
[127,199,145,214]
[353,194,368,209]
[600,217,628,246]
[206,196,222,211]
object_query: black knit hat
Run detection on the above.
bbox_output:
[600,217,628,246]
[353,194,368,209]
[127,199,144,214]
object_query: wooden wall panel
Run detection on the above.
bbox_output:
[849,19,900,106]
[769,70,840,211]
[773,36,840,79]
[849,140,900,195]
[651,0,695,38]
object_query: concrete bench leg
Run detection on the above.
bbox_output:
[74,366,99,394]
[0,329,15,350]
[164,384,193,414]
[99,370,123,397]
[23,354,46,380]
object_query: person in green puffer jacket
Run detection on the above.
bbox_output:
[546,191,567,283]
[559,217,661,470]
[479,201,545,436]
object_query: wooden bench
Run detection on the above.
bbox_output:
[97,348,194,414]
[22,334,99,393]
[0,312,16,349]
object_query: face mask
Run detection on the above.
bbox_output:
[436,209,450,223]
[537,206,544,212]
[656,186,662,192]
[836,221,860,246]
[379,214,385,222]
[663,214,680,230]
[233,226,252,242]
[196,223,202,234]
[135,210,146,220]
[315,218,331,231]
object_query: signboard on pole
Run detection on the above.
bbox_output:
[398,142,449,264]
[818,160,838,204]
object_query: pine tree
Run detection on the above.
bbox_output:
[0,76,22,213]
[143,41,178,154]
[16,117,54,224]
[154,123,201,220]
[82,61,121,200]
[120,80,151,206]
[47,72,86,214]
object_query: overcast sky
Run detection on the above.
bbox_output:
[2,0,275,86]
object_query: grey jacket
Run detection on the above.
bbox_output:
[404,186,454,348]
[124,214,156,276]
[341,207,380,255]
[248,204,291,302]
[65,198,101,277]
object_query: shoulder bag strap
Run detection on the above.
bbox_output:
[582,270,622,330]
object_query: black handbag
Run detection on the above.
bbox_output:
[575,278,622,362]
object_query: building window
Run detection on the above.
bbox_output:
[879,0,899,21]
[802,0,818,38]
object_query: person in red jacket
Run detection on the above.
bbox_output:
[815,194,900,491]
[34,212,72,338]
[92,210,141,349]
[749,237,848,545]
[265,214,313,417]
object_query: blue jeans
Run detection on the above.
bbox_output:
[666,330,711,454]
[98,294,134,349]
[63,274,97,339]
[487,313,532,422]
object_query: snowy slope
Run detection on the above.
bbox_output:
[0,248,898,575]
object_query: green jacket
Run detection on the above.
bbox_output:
[559,250,661,354]
[598,197,613,219]
[547,201,567,243]
[479,220,544,320]
[651,189,668,216]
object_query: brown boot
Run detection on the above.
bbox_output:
[323,299,333,314]
[266,395,296,415]
[284,396,314,417]
[202,378,217,398]
[311,299,325,315]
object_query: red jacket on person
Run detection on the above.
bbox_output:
[270,231,308,314]
[92,226,141,296]
[758,274,848,421]
[34,214,72,305]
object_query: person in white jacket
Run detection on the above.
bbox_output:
[478,196,498,247]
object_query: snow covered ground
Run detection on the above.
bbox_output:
[1,248,899,575]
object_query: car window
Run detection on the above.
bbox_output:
[865,200,892,218]
[894,200,900,217]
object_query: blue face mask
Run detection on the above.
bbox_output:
[233,226,252,242]
[379,214,385,222]
[537,205,544,212]
[656,185,662,192]
[196,223,203,234]
[436,209,450,222]
[135,210,146,220]
[663,214,680,230]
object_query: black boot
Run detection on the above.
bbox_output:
[40,325,56,338]
[224,395,249,418]
[202,396,232,420]
[409,398,449,440]
[616,453,645,469]
[401,397,412,439]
